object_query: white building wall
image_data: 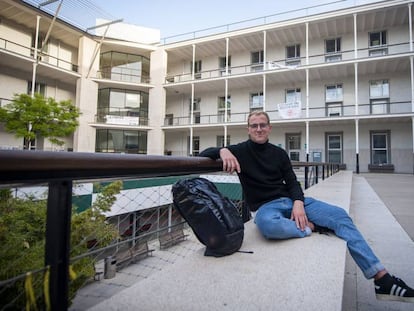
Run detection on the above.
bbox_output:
[73,36,99,152]
[148,48,167,155]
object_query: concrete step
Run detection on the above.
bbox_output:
[342,175,414,311]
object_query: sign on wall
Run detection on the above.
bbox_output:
[278,101,302,119]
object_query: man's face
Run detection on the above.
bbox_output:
[247,114,272,144]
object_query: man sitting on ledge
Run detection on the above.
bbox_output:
[200,110,414,303]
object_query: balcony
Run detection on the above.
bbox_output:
[0,37,80,83]
[164,41,412,85]
[96,68,151,84]
[163,100,413,128]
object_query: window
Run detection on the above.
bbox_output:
[191,98,201,111]
[217,135,230,147]
[165,114,174,126]
[191,60,202,79]
[95,129,147,154]
[326,84,343,102]
[370,131,390,164]
[369,31,387,47]
[370,79,389,98]
[326,38,341,53]
[187,136,200,156]
[370,80,389,114]
[27,81,46,96]
[219,56,231,75]
[31,32,44,55]
[286,44,301,65]
[370,98,390,114]
[326,103,343,117]
[251,50,264,71]
[23,137,36,150]
[325,84,343,116]
[325,38,341,62]
[286,88,301,104]
[189,98,201,123]
[286,134,301,161]
[369,30,388,56]
[218,95,231,122]
[97,88,148,125]
[250,92,264,110]
[99,51,149,83]
[326,133,343,164]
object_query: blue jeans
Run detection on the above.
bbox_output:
[254,197,384,279]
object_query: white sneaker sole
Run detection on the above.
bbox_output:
[376,294,414,303]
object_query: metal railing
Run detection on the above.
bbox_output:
[0,150,339,310]
[164,41,413,84]
[159,0,357,44]
[163,100,413,127]
[0,37,78,73]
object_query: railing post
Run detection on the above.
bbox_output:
[322,165,325,180]
[45,180,73,311]
[304,166,309,189]
[315,165,319,184]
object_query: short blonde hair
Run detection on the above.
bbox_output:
[247,110,270,125]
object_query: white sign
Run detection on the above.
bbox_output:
[105,115,139,126]
[278,101,302,119]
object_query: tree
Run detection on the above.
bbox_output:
[0,181,122,309]
[0,93,80,150]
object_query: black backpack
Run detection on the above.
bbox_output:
[172,177,244,257]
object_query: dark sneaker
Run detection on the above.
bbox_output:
[375,273,414,303]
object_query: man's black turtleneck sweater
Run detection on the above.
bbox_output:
[199,139,304,211]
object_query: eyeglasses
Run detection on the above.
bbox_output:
[248,123,269,129]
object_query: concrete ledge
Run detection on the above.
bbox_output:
[90,171,353,311]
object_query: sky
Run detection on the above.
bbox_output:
[92,0,381,39]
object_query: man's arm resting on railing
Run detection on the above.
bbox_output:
[199,147,221,159]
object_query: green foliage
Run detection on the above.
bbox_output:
[0,93,80,149]
[0,181,122,309]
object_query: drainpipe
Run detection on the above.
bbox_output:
[31,16,41,97]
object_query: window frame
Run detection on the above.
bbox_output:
[285,88,301,104]
[370,130,391,165]
[218,95,231,122]
[325,37,342,62]
[325,132,343,164]
[249,91,264,110]
[369,79,390,114]
[216,135,231,148]
[251,50,264,71]
[369,30,387,47]
[325,84,343,116]
[187,135,200,156]
[286,44,301,65]
[369,30,388,56]
[191,60,202,79]
[95,129,147,154]
[325,37,341,54]
[285,133,301,161]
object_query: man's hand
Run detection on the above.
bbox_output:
[290,200,309,231]
[219,148,241,174]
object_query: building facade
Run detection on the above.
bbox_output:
[1,0,413,173]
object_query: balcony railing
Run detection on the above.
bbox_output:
[96,68,151,84]
[164,41,412,84]
[0,37,79,72]
[0,150,339,310]
[163,100,413,127]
